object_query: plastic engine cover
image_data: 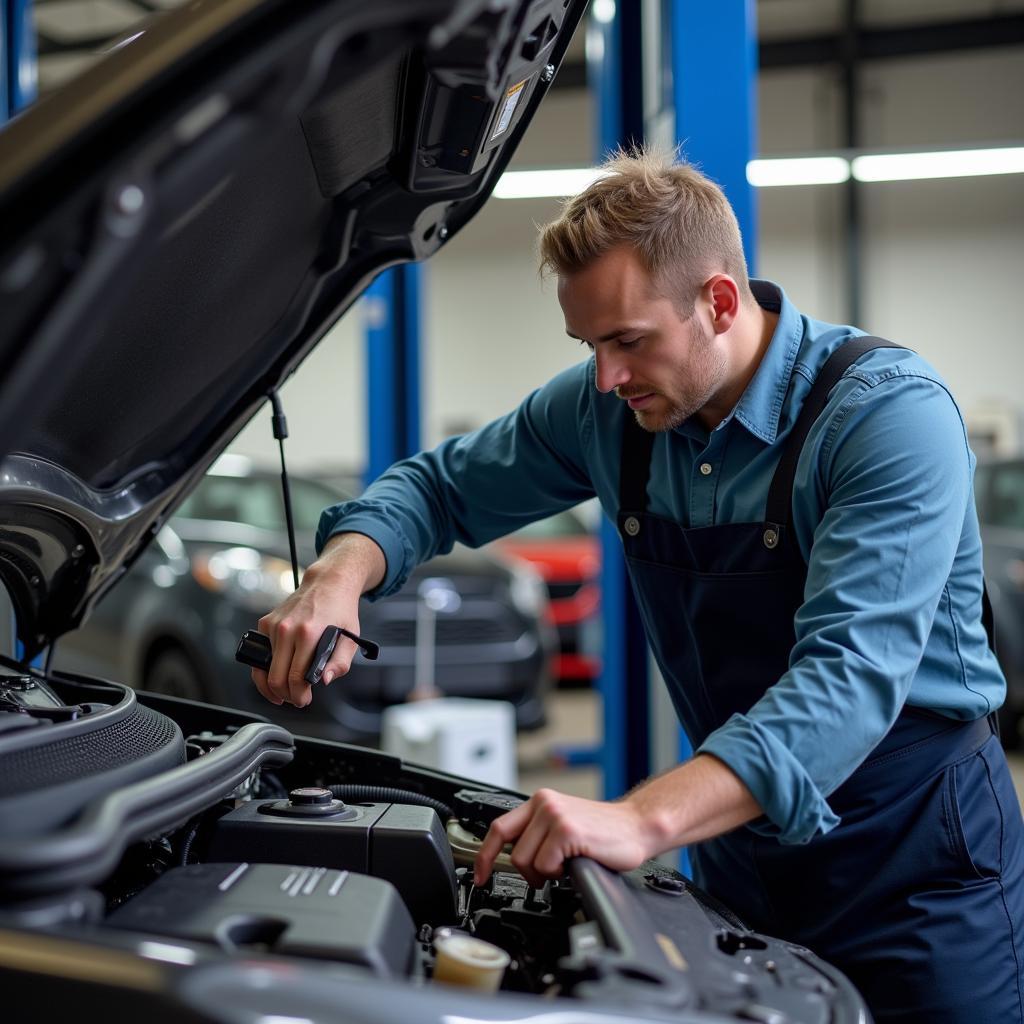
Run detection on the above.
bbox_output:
[107,862,416,977]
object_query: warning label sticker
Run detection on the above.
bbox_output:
[491,78,528,140]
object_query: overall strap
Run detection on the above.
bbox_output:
[619,412,656,516]
[764,336,905,529]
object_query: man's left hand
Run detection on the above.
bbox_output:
[473,788,661,888]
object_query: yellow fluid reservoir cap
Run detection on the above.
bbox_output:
[433,934,510,992]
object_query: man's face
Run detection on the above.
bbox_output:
[558,245,728,432]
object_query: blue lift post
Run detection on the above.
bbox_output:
[670,0,759,269]
[2,0,37,119]
[588,0,652,801]
[561,3,759,813]
[668,0,759,778]
[364,264,423,484]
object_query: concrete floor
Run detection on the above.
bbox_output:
[517,688,1024,808]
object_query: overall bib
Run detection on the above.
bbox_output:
[618,337,1024,1022]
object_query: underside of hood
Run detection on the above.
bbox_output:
[0,0,586,656]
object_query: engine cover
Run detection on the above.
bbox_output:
[107,862,416,978]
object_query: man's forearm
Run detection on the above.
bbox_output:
[624,753,763,854]
[474,752,765,886]
[315,531,387,595]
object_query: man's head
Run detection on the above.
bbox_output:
[539,149,756,432]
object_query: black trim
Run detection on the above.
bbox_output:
[760,14,1024,69]
[550,14,1024,89]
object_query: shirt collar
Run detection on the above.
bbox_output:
[728,279,804,445]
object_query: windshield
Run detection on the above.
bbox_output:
[177,475,344,534]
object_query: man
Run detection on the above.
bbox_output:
[251,150,1024,1022]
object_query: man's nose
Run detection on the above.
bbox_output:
[594,350,630,394]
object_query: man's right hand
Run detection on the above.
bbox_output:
[250,532,386,708]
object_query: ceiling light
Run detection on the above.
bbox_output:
[851,147,1024,182]
[746,157,850,187]
[492,168,609,199]
[493,146,1024,199]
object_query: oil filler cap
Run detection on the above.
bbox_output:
[290,787,333,806]
[258,787,361,820]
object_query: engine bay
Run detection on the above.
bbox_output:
[0,670,869,1023]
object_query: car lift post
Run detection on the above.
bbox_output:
[559,2,758,845]
[1,0,35,119]
[363,264,423,483]
[582,0,653,804]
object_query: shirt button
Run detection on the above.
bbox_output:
[699,462,713,476]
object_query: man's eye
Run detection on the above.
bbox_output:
[619,338,639,350]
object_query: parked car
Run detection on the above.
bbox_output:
[974,457,1024,746]
[0,2,870,1021]
[54,457,555,737]
[492,507,602,686]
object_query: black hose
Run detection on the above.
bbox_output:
[177,816,202,866]
[328,784,454,821]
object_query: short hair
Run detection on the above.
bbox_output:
[537,147,751,316]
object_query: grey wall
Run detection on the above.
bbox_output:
[229,45,1024,472]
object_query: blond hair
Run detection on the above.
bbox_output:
[538,147,751,316]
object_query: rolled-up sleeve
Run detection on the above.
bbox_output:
[316,361,597,597]
[699,372,973,844]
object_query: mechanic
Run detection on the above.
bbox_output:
[251,149,1024,1022]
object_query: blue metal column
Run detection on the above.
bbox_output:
[586,1,758,809]
[667,1,758,847]
[670,0,759,267]
[2,0,37,119]
[589,0,651,801]
[363,264,423,484]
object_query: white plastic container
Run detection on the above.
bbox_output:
[381,697,518,789]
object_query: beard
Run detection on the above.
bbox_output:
[619,319,727,433]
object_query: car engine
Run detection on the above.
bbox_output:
[0,670,869,1023]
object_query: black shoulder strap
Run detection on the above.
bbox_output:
[619,412,656,515]
[764,336,906,527]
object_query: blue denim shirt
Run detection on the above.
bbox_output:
[318,280,1005,844]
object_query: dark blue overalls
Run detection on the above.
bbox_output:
[618,337,1024,1022]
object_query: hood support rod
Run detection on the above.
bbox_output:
[268,390,301,591]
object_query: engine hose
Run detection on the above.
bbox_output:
[328,784,454,822]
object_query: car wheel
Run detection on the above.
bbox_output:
[144,646,208,702]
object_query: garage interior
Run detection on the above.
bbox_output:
[9,0,1024,807]
[2,1,1023,1017]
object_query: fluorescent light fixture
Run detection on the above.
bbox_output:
[492,168,609,199]
[747,156,850,187]
[493,146,1024,199]
[852,146,1024,181]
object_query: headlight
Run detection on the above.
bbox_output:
[191,546,299,614]
[509,562,549,618]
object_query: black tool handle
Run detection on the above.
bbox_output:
[235,625,379,684]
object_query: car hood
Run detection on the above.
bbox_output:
[0,0,585,657]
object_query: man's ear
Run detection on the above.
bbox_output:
[704,275,741,335]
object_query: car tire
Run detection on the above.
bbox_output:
[144,646,209,702]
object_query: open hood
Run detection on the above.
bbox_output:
[0,0,586,656]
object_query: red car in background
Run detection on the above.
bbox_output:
[493,508,602,685]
